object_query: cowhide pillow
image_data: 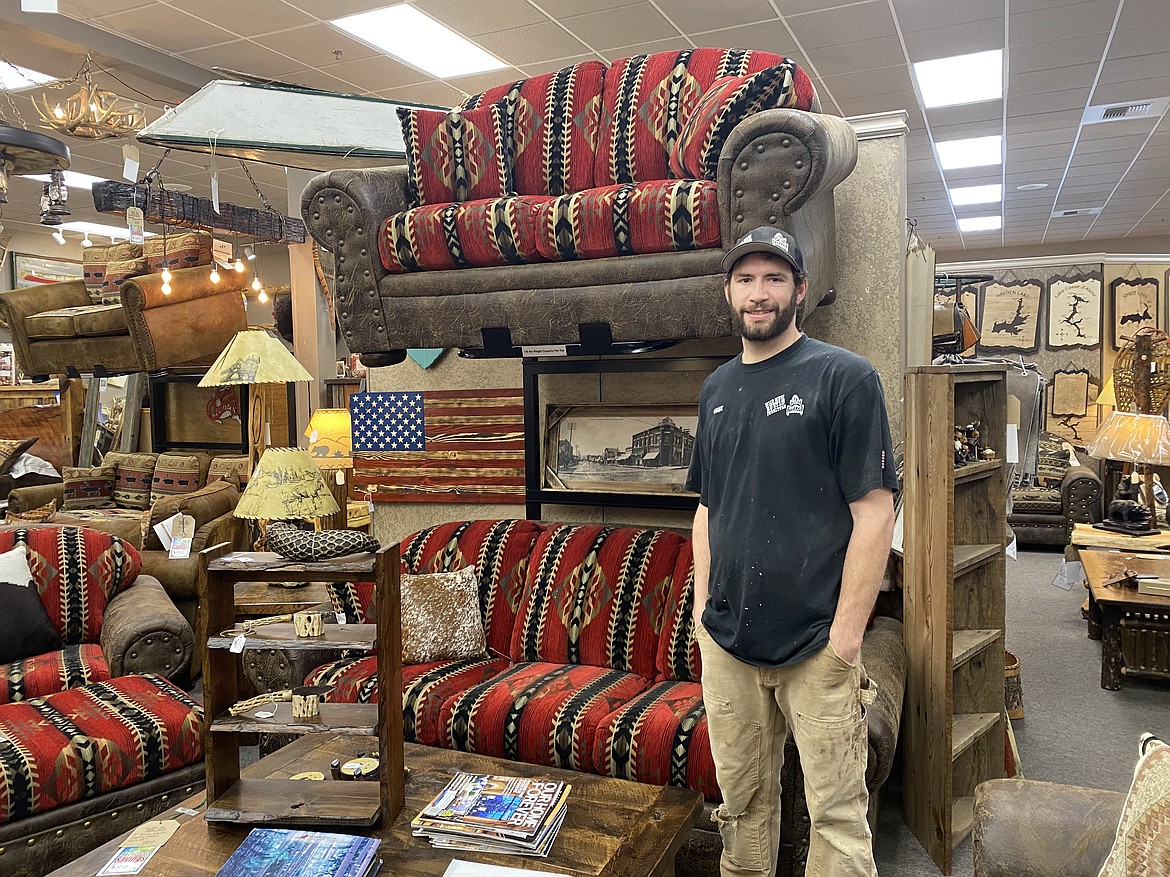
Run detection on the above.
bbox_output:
[267,522,379,561]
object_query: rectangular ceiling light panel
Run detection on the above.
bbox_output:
[0,62,55,91]
[937,135,1003,170]
[949,184,1002,206]
[331,5,507,79]
[23,171,110,189]
[958,215,1002,232]
[914,50,1003,109]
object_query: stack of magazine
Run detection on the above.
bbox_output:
[411,772,570,857]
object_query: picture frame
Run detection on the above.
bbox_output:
[11,253,83,288]
[542,404,699,498]
[977,279,1043,353]
[1111,275,1159,349]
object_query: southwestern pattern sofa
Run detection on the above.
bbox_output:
[301,48,858,365]
[285,519,905,877]
[0,526,204,876]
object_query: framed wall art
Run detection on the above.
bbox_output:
[978,280,1043,353]
[1047,275,1101,349]
[11,253,83,288]
[1111,275,1159,348]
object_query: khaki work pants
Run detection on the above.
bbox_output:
[696,625,877,877]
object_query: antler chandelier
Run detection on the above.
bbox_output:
[34,59,145,140]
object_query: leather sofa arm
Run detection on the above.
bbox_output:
[1061,465,1104,524]
[972,779,1123,877]
[0,281,91,323]
[101,573,195,680]
[860,616,905,790]
[8,482,67,514]
[140,511,242,602]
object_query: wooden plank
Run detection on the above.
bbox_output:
[207,623,376,651]
[951,712,1000,761]
[210,702,377,736]
[200,543,242,804]
[953,543,1001,576]
[205,778,381,826]
[118,372,147,453]
[78,376,101,467]
[951,629,1001,668]
[233,580,331,616]
[208,551,375,577]
[951,796,975,848]
[376,543,406,824]
[953,458,1003,484]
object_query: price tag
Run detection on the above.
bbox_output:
[122,144,140,182]
[230,634,246,654]
[126,207,144,245]
[168,514,194,560]
[335,612,346,626]
[97,819,179,875]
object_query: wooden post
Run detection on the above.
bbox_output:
[78,376,102,467]
[199,541,239,803]
[376,542,405,823]
[119,372,147,453]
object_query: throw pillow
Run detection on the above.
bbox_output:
[0,581,63,664]
[104,452,159,511]
[62,465,116,510]
[0,544,33,586]
[398,102,513,206]
[1096,733,1169,877]
[400,566,487,665]
[266,522,380,562]
[0,437,38,476]
[669,60,802,181]
[207,455,250,489]
[5,499,57,523]
[151,453,203,504]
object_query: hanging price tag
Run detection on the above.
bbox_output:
[126,206,144,245]
[229,634,246,654]
[122,144,140,182]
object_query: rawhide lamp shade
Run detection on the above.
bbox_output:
[235,447,340,523]
[1087,412,1170,467]
[305,408,353,468]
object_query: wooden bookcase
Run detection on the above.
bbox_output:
[902,364,1007,874]
[199,544,403,827]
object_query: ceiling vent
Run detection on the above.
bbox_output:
[1082,97,1169,125]
[1051,207,1102,218]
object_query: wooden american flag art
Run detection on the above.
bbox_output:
[351,389,525,503]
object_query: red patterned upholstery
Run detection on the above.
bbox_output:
[440,661,650,771]
[461,61,606,197]
[0,644,111,705]
[0,674,203,824]
[398,104,513,207]
[509,524,683,678]
[535,180,720,261]
[0,527,141,645]
[655,540,702,683]
[591,680,719,800]
[595,48,793,186]
[668,59,814,181]
[378,196,551,274]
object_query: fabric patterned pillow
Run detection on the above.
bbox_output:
[398,103,513,206]
[1097,733,1169,877]
[669,60,803,181]
[0,544,33,587]
[207,454,250,489]
[0,437,37,476]
[151,453,203,504]
[5,499,57,524]
[62,465,116,510]
[267,522,379,562]
[400,566,487,665]
[104,452,159,511]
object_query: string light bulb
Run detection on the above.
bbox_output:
[160,268,172,283]
[161,281,172,295]
[209,266,220,284]
[251,276,262,292]
[233,258,245,272]
[258,288,268,304]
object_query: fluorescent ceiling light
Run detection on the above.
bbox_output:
[0,62,55,91]
[23,171,110,189]
[958,215,1002,232]
[59,221,155,239]
[330,5,506,79]
[914,50,1003,108]
[937,135,1002,170]
[949,184,1002,206]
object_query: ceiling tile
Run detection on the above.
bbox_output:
[475,21,592,64]
[319,54,431,93]
[821,66,915,103]
[178,40,305,79]
[602,37,697,59]
[806,35,907,78]
[165,0,315,39]
[1093,81,1170,107]
[445,68,529,100]
[281,0,393,17]
[786,2,894,50]
[60,0,154,18]
[902,19,1004,61]
[1108,25,1170,60]
[1011,34,1110,75]
[372,81,464,108]
[1010,64,1099,98]
[516,54,602,77]
[689,19,795,56]
[890,0,1002,31]
[1010,86,1093,116]
[536,0,637,16]
[926,100,1003,127]
[657,0,777,35]
[561,3,677,52]
[1006,108,1084,134]
[253,23,381,66]
[93,6,238,52]
[415,0,550,36]
[1010,1,1119,47]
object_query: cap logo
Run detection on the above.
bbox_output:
[738,232,753,245]
[772,232,790,253]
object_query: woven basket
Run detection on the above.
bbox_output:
[1004,650,1024,719]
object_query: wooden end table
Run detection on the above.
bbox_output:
[51,734,703,877]
[1080,550,1170,689]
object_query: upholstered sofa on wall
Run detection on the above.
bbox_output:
[264,519,905,877]
[301,48,858,364]
[0,526,204,876]
[1007,433,1103,545]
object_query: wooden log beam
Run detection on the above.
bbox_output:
[92,180,306,243]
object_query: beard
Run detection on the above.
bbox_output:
[729,292,798,341]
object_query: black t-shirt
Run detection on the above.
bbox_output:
[685,335,898,668]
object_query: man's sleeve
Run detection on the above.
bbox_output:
[829,371,899,503]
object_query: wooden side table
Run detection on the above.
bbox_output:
[1080,550,1170,689]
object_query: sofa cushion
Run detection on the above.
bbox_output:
[379,196,551,274]
[669,59,812,181]
[400,567,487,664]
[398,103,513,206]
[25,304,127,340]
[150,453,204,504]
[509,524,683,678]
[0,580,63,665]
[306,654,509,746]
[1097,733,1169,877]
[0,527,141,645]
[206,454,250,489]
[62,465,116,510]
[439,661,651,772]
[591,680,719,800]
[595,48,794,186]
[0,543,33,585]
[535,180,721,261]
[461,61,606,197]
[50,509,149,549]
[83,241,142,298]
[0,643,109,705]
[143,230,213,273]
[104,452,159,511]
[656,540,702,683]
[96,258,148,304]
[0,674,203,824]
[1011,487,1062,515]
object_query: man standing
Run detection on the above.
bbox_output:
[687,227,897,877]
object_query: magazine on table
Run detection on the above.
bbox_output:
[213,827,381,877]
[424,806,568,857]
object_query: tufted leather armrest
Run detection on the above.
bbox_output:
[973,779,1122,877]
[101,573,195,680]
[1061,464,1104,524]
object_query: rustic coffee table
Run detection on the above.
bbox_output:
[1080,550,1170,690]
[51,733,703,877]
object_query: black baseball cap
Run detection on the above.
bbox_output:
[721,226,805,277]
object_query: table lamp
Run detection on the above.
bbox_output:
[234,447,340,557]
[199,329,313,470]
[305,407,352,530]
[1087,411,1170,535]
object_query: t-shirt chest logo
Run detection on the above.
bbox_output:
[765,393,805,416]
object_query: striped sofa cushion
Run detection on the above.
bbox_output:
[655,540,702,682]
[398,103,513,207]
[0,644,110,705]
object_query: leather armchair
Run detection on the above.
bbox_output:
[972,778,1123,877]
[1009,464,1103,546]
